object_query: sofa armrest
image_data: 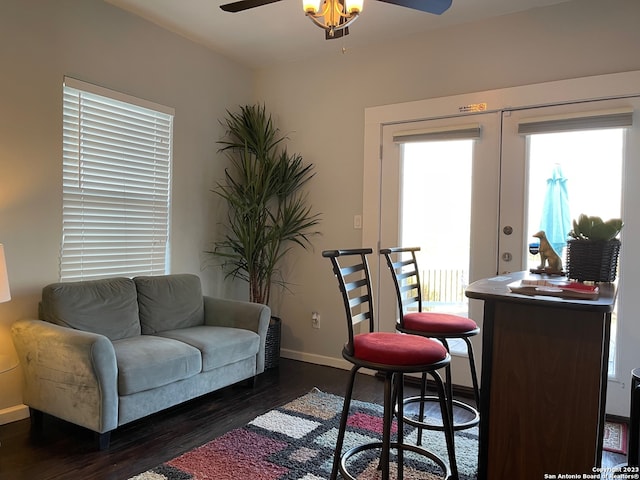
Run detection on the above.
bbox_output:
[203,297,271,373]
[11,319,119,434]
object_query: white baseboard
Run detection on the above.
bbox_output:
[0,404,29,425]
[280,350,437,384]
[280,348,349,370]
[280,349,378,377]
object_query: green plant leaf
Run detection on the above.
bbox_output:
[569,214,623,241]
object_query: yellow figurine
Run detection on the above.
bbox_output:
[533,230,563,274]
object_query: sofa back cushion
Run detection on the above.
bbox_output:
[134,274,204,334]
[40,277,141,341]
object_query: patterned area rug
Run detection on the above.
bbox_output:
[129,388,479,480]
[603,421,628,455]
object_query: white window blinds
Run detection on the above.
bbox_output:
[393,123,481,143]
[518,107,633,135]
[61,77,174,281]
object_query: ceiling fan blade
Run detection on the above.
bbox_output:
[220,0,282,13]
[375,0,452,15]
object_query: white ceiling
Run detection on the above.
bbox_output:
[105,0,571,69]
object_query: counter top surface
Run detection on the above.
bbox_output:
[465,271,616,312]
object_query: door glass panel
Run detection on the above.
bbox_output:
[401,140,473,318]
[525,129,624,270]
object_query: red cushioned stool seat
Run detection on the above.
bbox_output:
[353,332,448,366]
[404,312,478,335]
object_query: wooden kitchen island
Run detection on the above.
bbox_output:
[466,271,617,480]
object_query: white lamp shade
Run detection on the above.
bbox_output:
[303,0,322,13]
[346,0,363,13]
[0,244,10,303]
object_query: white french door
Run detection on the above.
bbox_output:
[364,72,640,414]
[377,112,502,387]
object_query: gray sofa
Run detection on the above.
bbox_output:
[11,273,270,449]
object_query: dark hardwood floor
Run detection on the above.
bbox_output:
[0,359,628,479]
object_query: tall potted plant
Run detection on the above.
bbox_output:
[210,104,321,368]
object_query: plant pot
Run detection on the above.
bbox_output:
[566,238,621,282]
[265,316,281,370]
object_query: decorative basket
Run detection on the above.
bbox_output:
[265,316,281,369]
[566,238,621,283]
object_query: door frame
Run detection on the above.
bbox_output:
[363,69,640,416]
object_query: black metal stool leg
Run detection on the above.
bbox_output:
[464,337,481,409]
[380,372,394,479]
[432,370,459,480]
[440,339,456,425]
[416,371,427,446]
[331,366,359,480]
[629,369,640,467]
[396,372,405,480]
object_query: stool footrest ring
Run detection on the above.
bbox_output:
[339,440,451,480]
[402,395,480,431]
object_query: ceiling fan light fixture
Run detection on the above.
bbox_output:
[302,0,361,38]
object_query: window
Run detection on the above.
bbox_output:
[61,77,174,281]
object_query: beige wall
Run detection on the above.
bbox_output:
[0,0,253,420]
[254,0,640,366]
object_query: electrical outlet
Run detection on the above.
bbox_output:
[311,311,320,329]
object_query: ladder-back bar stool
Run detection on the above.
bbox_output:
[323,248,458,480]
[381,246,480,439]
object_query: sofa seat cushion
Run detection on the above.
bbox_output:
[39,277,140,341]
[156,326,260,372]
[113,336,202,395]
[135,274,205,334]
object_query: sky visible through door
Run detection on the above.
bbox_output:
[525,128,624,269]
[401,139,473,318]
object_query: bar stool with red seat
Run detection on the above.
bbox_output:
[323,248,458,480]
[380,246,480,439]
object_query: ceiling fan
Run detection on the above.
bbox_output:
[220,0,453,40]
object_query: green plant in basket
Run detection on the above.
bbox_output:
[569,214,623,242]
[566,214,623,282]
